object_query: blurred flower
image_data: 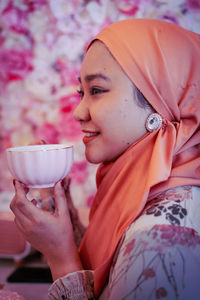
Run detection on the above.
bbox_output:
[53,58,79,86]
[159,11,179,24]
[86,194,95,207]
[112,0,141,16]
[70,161,88,184]
[186,0,200,11]
[84,0,100,4]
[1,1,29,34]
[24,0,48,12]
[58,94,82,140]
[0,28,5,46]
[35,122,59,144]
[0,48,33,83]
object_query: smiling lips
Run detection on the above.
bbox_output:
[82,131,100,144]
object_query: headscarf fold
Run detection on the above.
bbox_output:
[79,19,200,296]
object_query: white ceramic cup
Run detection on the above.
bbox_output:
[6,144,73,188]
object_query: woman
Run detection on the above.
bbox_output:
[10,19,200,299]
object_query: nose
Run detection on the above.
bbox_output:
[73,99,91,123]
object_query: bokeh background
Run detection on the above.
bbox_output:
[1,0,200,211]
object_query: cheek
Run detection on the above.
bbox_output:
[91,97,139,141]
[91,103,113,127]
[97,101,130,135]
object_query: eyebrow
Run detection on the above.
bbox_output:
[78,73,111,83]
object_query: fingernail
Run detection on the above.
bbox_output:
[61,180,64,187]
[41,139,47,144]
[31,199,37,206]
[24,186,29,194]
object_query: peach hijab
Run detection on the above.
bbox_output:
[79,19,200,296]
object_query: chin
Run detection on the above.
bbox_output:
[85,155,102,164]
[85,149,105,164]
[85,151,117,164]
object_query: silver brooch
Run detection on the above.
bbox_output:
[146,113,163,132]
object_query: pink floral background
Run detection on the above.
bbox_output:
[1,0,200,211]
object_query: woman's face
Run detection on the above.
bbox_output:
[74,41,153,163]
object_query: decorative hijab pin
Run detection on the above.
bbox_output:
[145,113,162,132]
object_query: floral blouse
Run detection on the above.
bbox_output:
[48,186,200,300]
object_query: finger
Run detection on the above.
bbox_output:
[14,180,28,199]
[14,217,26,233]
[10,180,26,213]
[28,140,47,145]
[10,195,19,216]
[10,195,33,231]
[13,181,42,219]
[13,207,32,231]
[61,177,73,206]
[10,188,31,222]
[61,176,71,191]
[13,179,29,195]
[54,181,69,217]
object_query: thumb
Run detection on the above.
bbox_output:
[54,181,69,216]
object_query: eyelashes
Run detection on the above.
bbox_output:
[77,87,109,99]
[77,89,84,98]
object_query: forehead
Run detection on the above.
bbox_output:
[80,41,122,78]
